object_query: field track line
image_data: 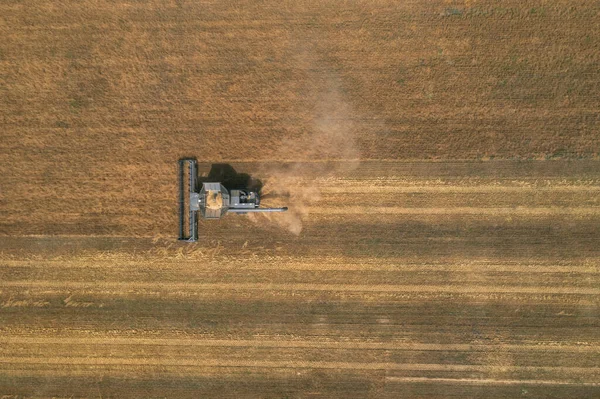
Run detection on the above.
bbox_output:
[1,369,598,384]
[1,281,598,295]
[384,377,600,386]
[0,357,598,375]
[319,185,600,194]
[309,206,600,215]
[4,260,597,274]
[0,337,598,353]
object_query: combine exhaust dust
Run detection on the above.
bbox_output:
[252,74,363,235]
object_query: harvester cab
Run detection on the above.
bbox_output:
[178,158,288,242]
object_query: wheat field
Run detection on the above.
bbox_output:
[1,0,599,397]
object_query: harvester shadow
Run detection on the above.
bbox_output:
[198,163,263,194]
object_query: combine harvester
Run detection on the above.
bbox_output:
[178,158,288,242]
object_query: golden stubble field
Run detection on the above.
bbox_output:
[1,0,599,398]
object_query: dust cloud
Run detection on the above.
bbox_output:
[252,73,361,235]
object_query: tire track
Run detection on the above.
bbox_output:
[1,280,598,295]
[1,356,598,375]
[1,337,598,353]
[319,184,600,194]
[4,258,598,274]
[384,377,600,387]
[309,206,600,216]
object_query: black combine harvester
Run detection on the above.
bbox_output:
[178,158,288,242]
